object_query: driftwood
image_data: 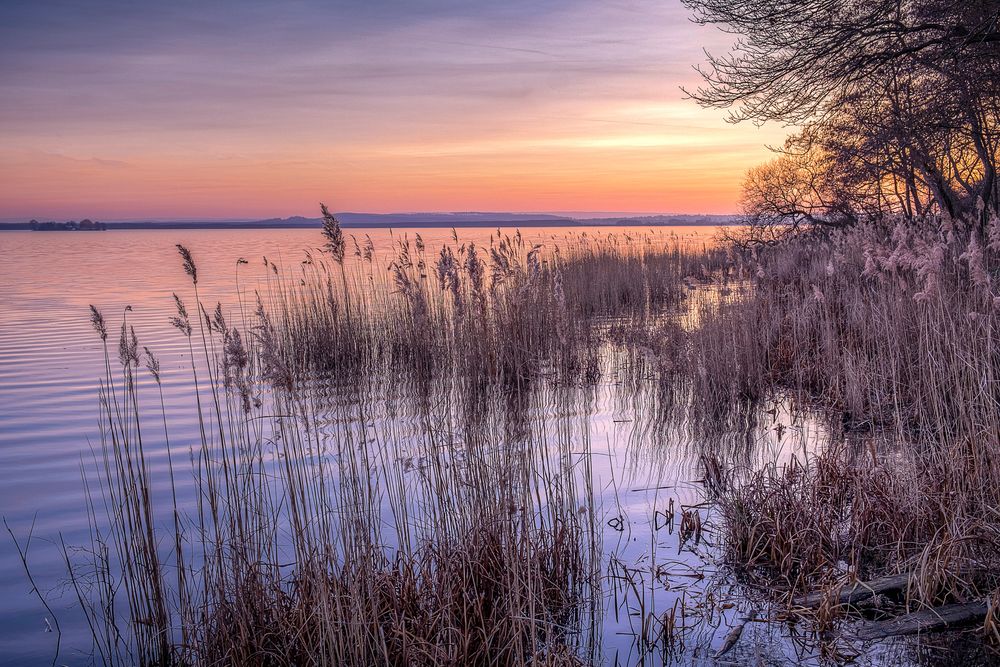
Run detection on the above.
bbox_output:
[854,602,989,640]
[793,570,991,640]
[794,572,911,608]
[794,566,980,609]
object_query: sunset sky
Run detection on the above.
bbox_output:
[0,0,791,220]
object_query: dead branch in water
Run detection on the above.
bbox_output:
[854,602,989,641]
[794,572,912,609]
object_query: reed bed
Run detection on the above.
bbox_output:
[71,240,609,666]
[696,216,1000,640]
[59,211,1000,664]
[62,221,753,666]
[265,224,728,398]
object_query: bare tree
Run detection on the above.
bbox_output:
[740,145,854,233]
[684,0,1000,225]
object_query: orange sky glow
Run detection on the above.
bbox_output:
[0,0,791,220]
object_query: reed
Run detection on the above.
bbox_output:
[700,216,1000,636]
[266,226,725,398]
[58,210,1000,662]
[69,239,614,666]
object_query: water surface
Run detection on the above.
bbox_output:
[0,226,816,666]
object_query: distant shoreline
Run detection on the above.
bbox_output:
[0,214,738,231]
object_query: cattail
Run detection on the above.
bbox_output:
[176,244,198,285]
[89,305,107,341]
[320,203,345,263]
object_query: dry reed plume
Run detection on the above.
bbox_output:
[49,211,1000,664]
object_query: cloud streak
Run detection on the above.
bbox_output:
[0,0,789,219]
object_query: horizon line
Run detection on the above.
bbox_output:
[1,210,739,224]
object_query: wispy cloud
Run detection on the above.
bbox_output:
[0,0,789,218]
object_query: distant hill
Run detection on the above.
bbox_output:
[0,212,737,231]
[577,214,736,226]
[247,212,576,228]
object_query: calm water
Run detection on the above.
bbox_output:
[0,226,819,666]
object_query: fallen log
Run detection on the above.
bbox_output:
[794,572,910,609]
[794,566,981,609]
[854,602,989,640]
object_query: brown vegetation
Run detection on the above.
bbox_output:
[700,216,1000,650]
[55,207,1000,664]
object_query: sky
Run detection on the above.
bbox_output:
[0,0,791,220]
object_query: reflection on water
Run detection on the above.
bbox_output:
[0,226,831,666]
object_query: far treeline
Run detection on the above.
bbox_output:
[683,0,1000,241]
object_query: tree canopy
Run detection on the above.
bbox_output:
[684,0,1000,232]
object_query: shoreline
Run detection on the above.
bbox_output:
[0,221,738,231]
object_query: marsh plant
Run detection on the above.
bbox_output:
[280,227,723,380]
[71,230,718,666]
[698,215,1000,642]
[57,210,1000,666]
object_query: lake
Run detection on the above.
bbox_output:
[0,226,821,666]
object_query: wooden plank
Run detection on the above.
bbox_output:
[854,602,989,641]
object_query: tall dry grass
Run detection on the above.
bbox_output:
[63,222,753,665]
[70,240,611,666]
[266,227,728,398]
[697,215,1000,628]
[59,211,1000,663]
